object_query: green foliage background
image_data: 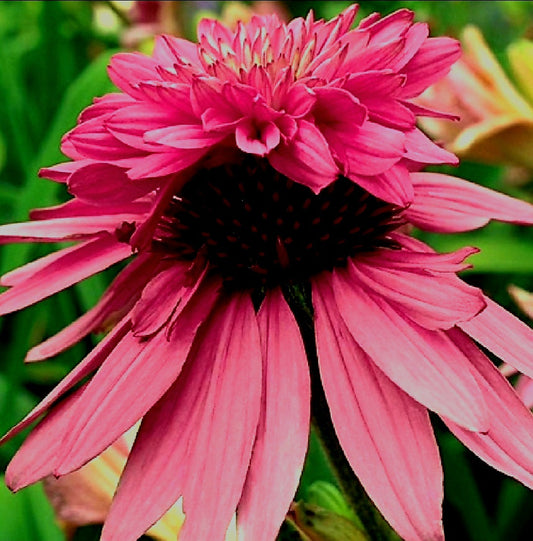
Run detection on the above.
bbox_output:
[1,1,533,540]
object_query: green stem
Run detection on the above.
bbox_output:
[284,283,399,541]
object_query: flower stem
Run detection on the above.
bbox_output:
[285,283,399,541]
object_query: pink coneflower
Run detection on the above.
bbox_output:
[3,5,533,541]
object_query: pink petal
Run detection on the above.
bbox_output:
[0,318,131,447]
[124,148,208,180]
[401,37,461,98]
[460,297,533,380]
[443,329,533,488]
[6,386,87,491]
[144,124,226,149]
[39,160,93,183]
[235,119,281,156]
[268,119,338,193]
[105,103,192,151]
[328,267,488,430]
[79,93,136,123]
[101,293,262,541]
[54,277,221,476]
[68,163,157,205]
[65,118,143,161]
[341,121,405,177]
[0,215,143,243]
[0,235,132,316]
[152,35,201,68]
[313,277,444,541]
[351,252,485,330]
[131,260,207,337]
[26,255,159,362]
[29,198,152,220]
[404,128,458,165]
[238,289,310,541]
[349,164,413,206]
[405,172,533,233]
[107,52,160,98]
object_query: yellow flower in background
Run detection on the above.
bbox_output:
[43,426,237,541]
[418,26,533,169]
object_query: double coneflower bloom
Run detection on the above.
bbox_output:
[3,5,533,541]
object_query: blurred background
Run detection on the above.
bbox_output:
[2,1,533,540]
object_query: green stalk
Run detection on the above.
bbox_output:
[284,283,400,541]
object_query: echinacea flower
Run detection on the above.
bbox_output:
[3,5,533,541]
[42,426,238,541]
[417,25,533,168]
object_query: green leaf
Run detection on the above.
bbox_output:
[0,478,63,541]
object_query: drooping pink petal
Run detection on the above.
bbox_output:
[101,293,262,541]
[459,297,533,380]
[6,386,87,491]
[268,119,338,193]
[25,255,159,362]
[54,277,221,477]
[313,276,444,541]
[405,172,533,232]
[0,318,131,447]
[329,267,488,430]
[78,93,136,123]
[0,235,132,316]
[350,252,485,330]
[443,329,533,488]
[238,288,310,541]
[131,259,208,337]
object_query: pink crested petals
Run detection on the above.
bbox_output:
[405,172,533,233]
[268,119,338,193]
[0,318,131,448]
[25,255,159,362]
[101,293,262,541]
[351,249,485,330]
[330,266,488,431]
[459,297,533,380]
[238,288,310,541]
[54,275,221,477]
[313,276,444,541]
[443,329,533,488]
[0,234,132,316]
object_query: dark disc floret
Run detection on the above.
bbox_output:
[152,156,405,290]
